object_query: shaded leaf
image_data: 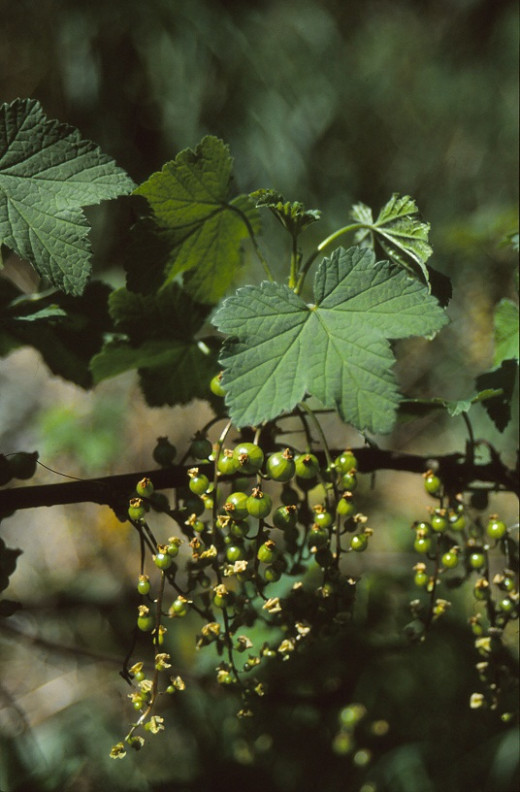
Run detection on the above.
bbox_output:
[0,279,113,387]
[213,246,448,433]
[91,283,219,406]
[475,359,518,432]
[493,299,519,366]
[0,99,135,294]
[400,388,504,420]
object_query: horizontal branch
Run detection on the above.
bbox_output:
[0,446,517,519]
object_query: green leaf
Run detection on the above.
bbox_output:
[493,299,519,366]
[133,137,260,304]
[400,388,505,420]
[0,279,113,387]
[352,194,432,286]
[91,283,219,406]
[0,99,135,295]
[250,188,321,236]
[475,359,518,432]
[213,246,448,433]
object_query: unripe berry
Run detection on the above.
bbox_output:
[153,437,176,466]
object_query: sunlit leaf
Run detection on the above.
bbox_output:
[0,99,135,294]
[213,246,448,433]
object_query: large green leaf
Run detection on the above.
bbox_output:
[213,246,448,433]
[133,137,260,304]
[352,194,432,285]
[0,99,135,295]
[90,283,219,406]
[493,298,519,366]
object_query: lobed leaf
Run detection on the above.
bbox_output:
[0,99,135,294]
[352,193,432,286]
[91,283,218,406]
[213,246,448,433]
[133,137,260,304]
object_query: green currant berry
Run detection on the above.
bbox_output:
[137,575,151,595]
[137,611,155,632]
[294,453,320,480]
[423,470,442,496]
[128,497,146,521]
[414,521,431,535]
[448,511,466,532]
[226,544,246,563]
[498,597,515,614]
[501,576,516,593]
[202,493,214,510]
[281,486,299,506]
[149,492,170,513]
[8,451,38,480]
[313,506,333,529]
[257,541,276,564]
[334,449,358,474]
[183,495,205,516]
[414,570,428,587]
[229,519,250,538]
[336,492,356,518]
[217,450,240,475]
[154,552,173,570]
[233,442,264,474]
[190,519,205,534]
[246,489,272,519]
[469,552,486,570]
[224,492,250,520]
[314,547,333,567]
[431,510,448,532]
[309,524,330,548]
[210,372,226,397]
[414,536,431,554]
[486,516,507,540]
[167,538,181,557]
[264,565,281,583]
[188,469,210,496]
[153,437,176,466]
[266,449,295,482]
[351,533,368,552]
[272,505,298,530]
[135,477,154,498]
[339,704,367,728]
[442,550,459,569]
[473,580,490,600]
[190,434,212,460]
[340,470,358,492]
[213,586,232,608]
[171,597,189,617]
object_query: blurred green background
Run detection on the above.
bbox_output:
[0,0,518,790]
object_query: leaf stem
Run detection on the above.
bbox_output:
[294,222,366,294]
[228,202,274,281]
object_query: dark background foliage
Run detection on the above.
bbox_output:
[0,1,518,790]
